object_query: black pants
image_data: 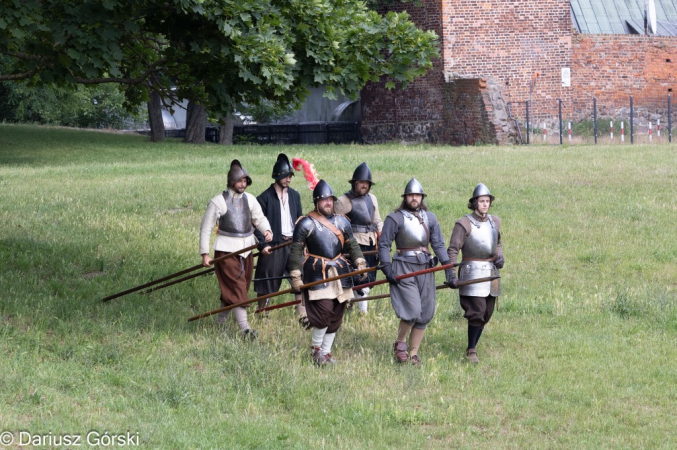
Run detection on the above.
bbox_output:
[460,295,496,328]
[304,294,348,333]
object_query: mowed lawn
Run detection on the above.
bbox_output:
[1,124,676,449]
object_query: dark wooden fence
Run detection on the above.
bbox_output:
[157,121,361,144]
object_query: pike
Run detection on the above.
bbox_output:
[101,242,259,302]
[188,265,379,322]
[138,241,294,295]
[257,274,500,314]
[348,277,500,303]
[255,262,461,314]
[252,275,292,282]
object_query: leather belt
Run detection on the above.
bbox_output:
[396,247,429,257]
[352,224,376,233]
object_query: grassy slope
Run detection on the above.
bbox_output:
[1,124,676,449]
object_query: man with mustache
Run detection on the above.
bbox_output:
[287,180,367,366]
[378,178,453,365]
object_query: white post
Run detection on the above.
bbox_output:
[568,122,572,141]
[657,119,661,137]
[621,121,625,142]
[610,121,613,140]
[649,121,653,143]
[542,122,546,141]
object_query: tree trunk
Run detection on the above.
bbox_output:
[218,115,236,145]
[184,101,206,144]
[147,91,165,142]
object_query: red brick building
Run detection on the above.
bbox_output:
[361,0,677,145]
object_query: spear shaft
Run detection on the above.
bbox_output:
[254,262,460,314]
[188,266,379,322]
[139,241,294,295]
[349,277,500,303]
[256,275,499,314]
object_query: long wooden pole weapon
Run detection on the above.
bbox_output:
[139,241,294,295]
[102,242,263,302]
[254,262,461,314]
[256,275,500,314]
[346,276,500,303]
[188,266,379,322]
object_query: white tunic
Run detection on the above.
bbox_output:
[199,188,271,257]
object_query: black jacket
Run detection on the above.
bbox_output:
[254,184,303,249]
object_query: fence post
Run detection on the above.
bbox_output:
[593,97,597,144]
[669,94,672,143]
[526,101,530,145]
[559,98,563,145]
[630,96,634,144]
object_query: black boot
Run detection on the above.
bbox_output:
[474,327,483,349]
[467,325,482,350]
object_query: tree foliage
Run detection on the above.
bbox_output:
[0,0,439,119]
[0,80,143,129]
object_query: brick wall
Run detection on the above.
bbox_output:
[570,33,677,120]
[443,0,572,106]
[361,0,677,144]
[361,0,447,143]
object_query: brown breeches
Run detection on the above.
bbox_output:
[460,295,496,328]
[214,251,254,308]
[305,295,347,334]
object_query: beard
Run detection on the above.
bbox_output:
[405,199,420,211]
[275,179,290,190]
[353,185,369,196]
[318,204,333,216]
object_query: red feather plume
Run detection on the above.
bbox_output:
[292,157,320,190]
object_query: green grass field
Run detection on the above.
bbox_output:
[1,123,676,449]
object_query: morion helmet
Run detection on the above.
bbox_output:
[401,178,427,198]
[272,153,294,180]
[227,159,252,187]
[469,183,495,202]
[349,162,375,186]
[313,179,337,203]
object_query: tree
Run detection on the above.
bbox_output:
[1,0,439,142]
[146,90,165,142]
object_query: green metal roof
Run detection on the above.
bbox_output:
[571,0,677,36]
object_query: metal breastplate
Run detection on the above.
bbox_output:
[302,214,352,290]
[345,193,375,232]
[461,215,497,259]
[459,215,500,296]
[305,215,343,259]
[394,210,429,249]
[218,191,254,237]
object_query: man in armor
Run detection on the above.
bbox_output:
[199,160,272,338]
[446,183,504,363]
[335,162,383,314]
[286,180,367,366]
[253,154,309,327]
[378,178,453,365]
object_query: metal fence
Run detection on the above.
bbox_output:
[157,121,361,144]
[509,94,675,145]
[233,121,361,145]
